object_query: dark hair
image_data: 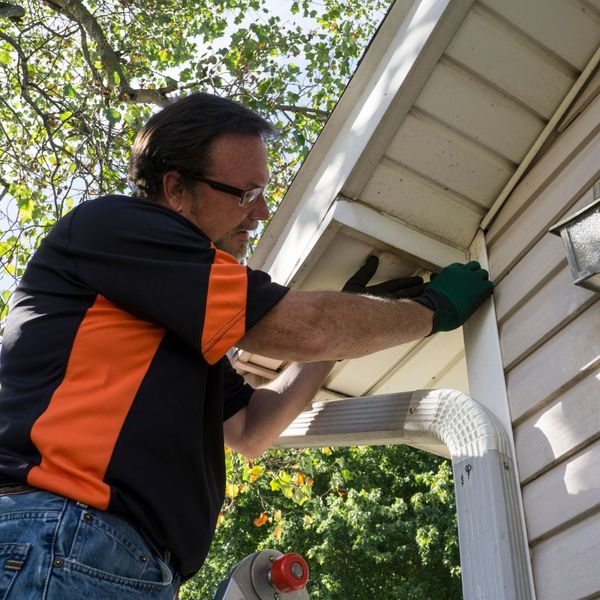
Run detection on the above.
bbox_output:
[127,92,275,200]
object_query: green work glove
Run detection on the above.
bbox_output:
[342,255,425,299]
[414,261,494,334]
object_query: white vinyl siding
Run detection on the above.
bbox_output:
[487,89,600,600]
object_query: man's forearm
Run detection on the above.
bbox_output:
[223,360,335,458]
[239,290,433,362]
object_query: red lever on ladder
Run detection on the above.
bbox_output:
[269,553,309,592]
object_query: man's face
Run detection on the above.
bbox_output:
[213,223,256,262]
[182,134,271,261]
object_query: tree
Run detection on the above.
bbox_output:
[0,0,389,327]
[182,445,461,599]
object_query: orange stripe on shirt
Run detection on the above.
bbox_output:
[28,295,165,509]
[201,248,247,365]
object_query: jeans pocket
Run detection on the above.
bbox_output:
[68,510,173,590]
[0,543,30,600]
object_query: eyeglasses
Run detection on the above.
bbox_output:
[184,174,267,207]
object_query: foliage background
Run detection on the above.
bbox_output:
[0,1,461,597]
[0,0,389,325]
[182,445,460,599]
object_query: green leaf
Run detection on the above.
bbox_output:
[105,108,122,124]
[18,200,34,224]
[63,83,76,98]
[249,465,264,477]
[278,470,292,484]
[299,455,314,477]
[0,50,12,66]
[113,70,121,85]
[291,487,309,505]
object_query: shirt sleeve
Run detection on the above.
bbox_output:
[49,195,288,364]
[221,358,254,422]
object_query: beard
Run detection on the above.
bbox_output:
[187,188,253,263]
[214,229,251,262]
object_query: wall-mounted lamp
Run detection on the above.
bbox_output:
[549,191,600,293]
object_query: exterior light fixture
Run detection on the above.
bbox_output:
[549,188,600,293]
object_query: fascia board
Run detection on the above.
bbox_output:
[251,0,475,282]
[281,197,467,290]
[250,0,416,269]
[331,198,467,268]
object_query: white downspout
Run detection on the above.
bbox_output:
[275,388,535,600]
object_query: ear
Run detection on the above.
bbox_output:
[161,170,187,213]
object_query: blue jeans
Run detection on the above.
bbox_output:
[0,488,180,599]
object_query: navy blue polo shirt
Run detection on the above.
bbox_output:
[0,195,288,578]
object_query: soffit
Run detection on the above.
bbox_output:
[240,0,600,400]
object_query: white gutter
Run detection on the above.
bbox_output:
[275,388,535,600]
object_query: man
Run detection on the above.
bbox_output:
[0,93,492,598]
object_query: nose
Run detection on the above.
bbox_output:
[248,193,270,221]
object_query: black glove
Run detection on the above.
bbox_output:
[342,255,425,299]
[414,261,494,334]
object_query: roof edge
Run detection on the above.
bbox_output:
[251,0,417,268]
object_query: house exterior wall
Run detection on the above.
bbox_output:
[486,90,600,600]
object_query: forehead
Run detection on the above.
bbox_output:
[208,134,270,185]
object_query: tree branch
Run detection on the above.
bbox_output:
[43,0,127,86]
[79,25,108,94]
[274,104,329,118]
[42,0,173,107]
[0,2,25,20]
[125,87,176,106]
[0,29,67,159]
[0,175,10,203]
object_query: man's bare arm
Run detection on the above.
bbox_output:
[227,260,493,458]
[238,290,434,362]
[223,360,335,458]
[239,260,493,362]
